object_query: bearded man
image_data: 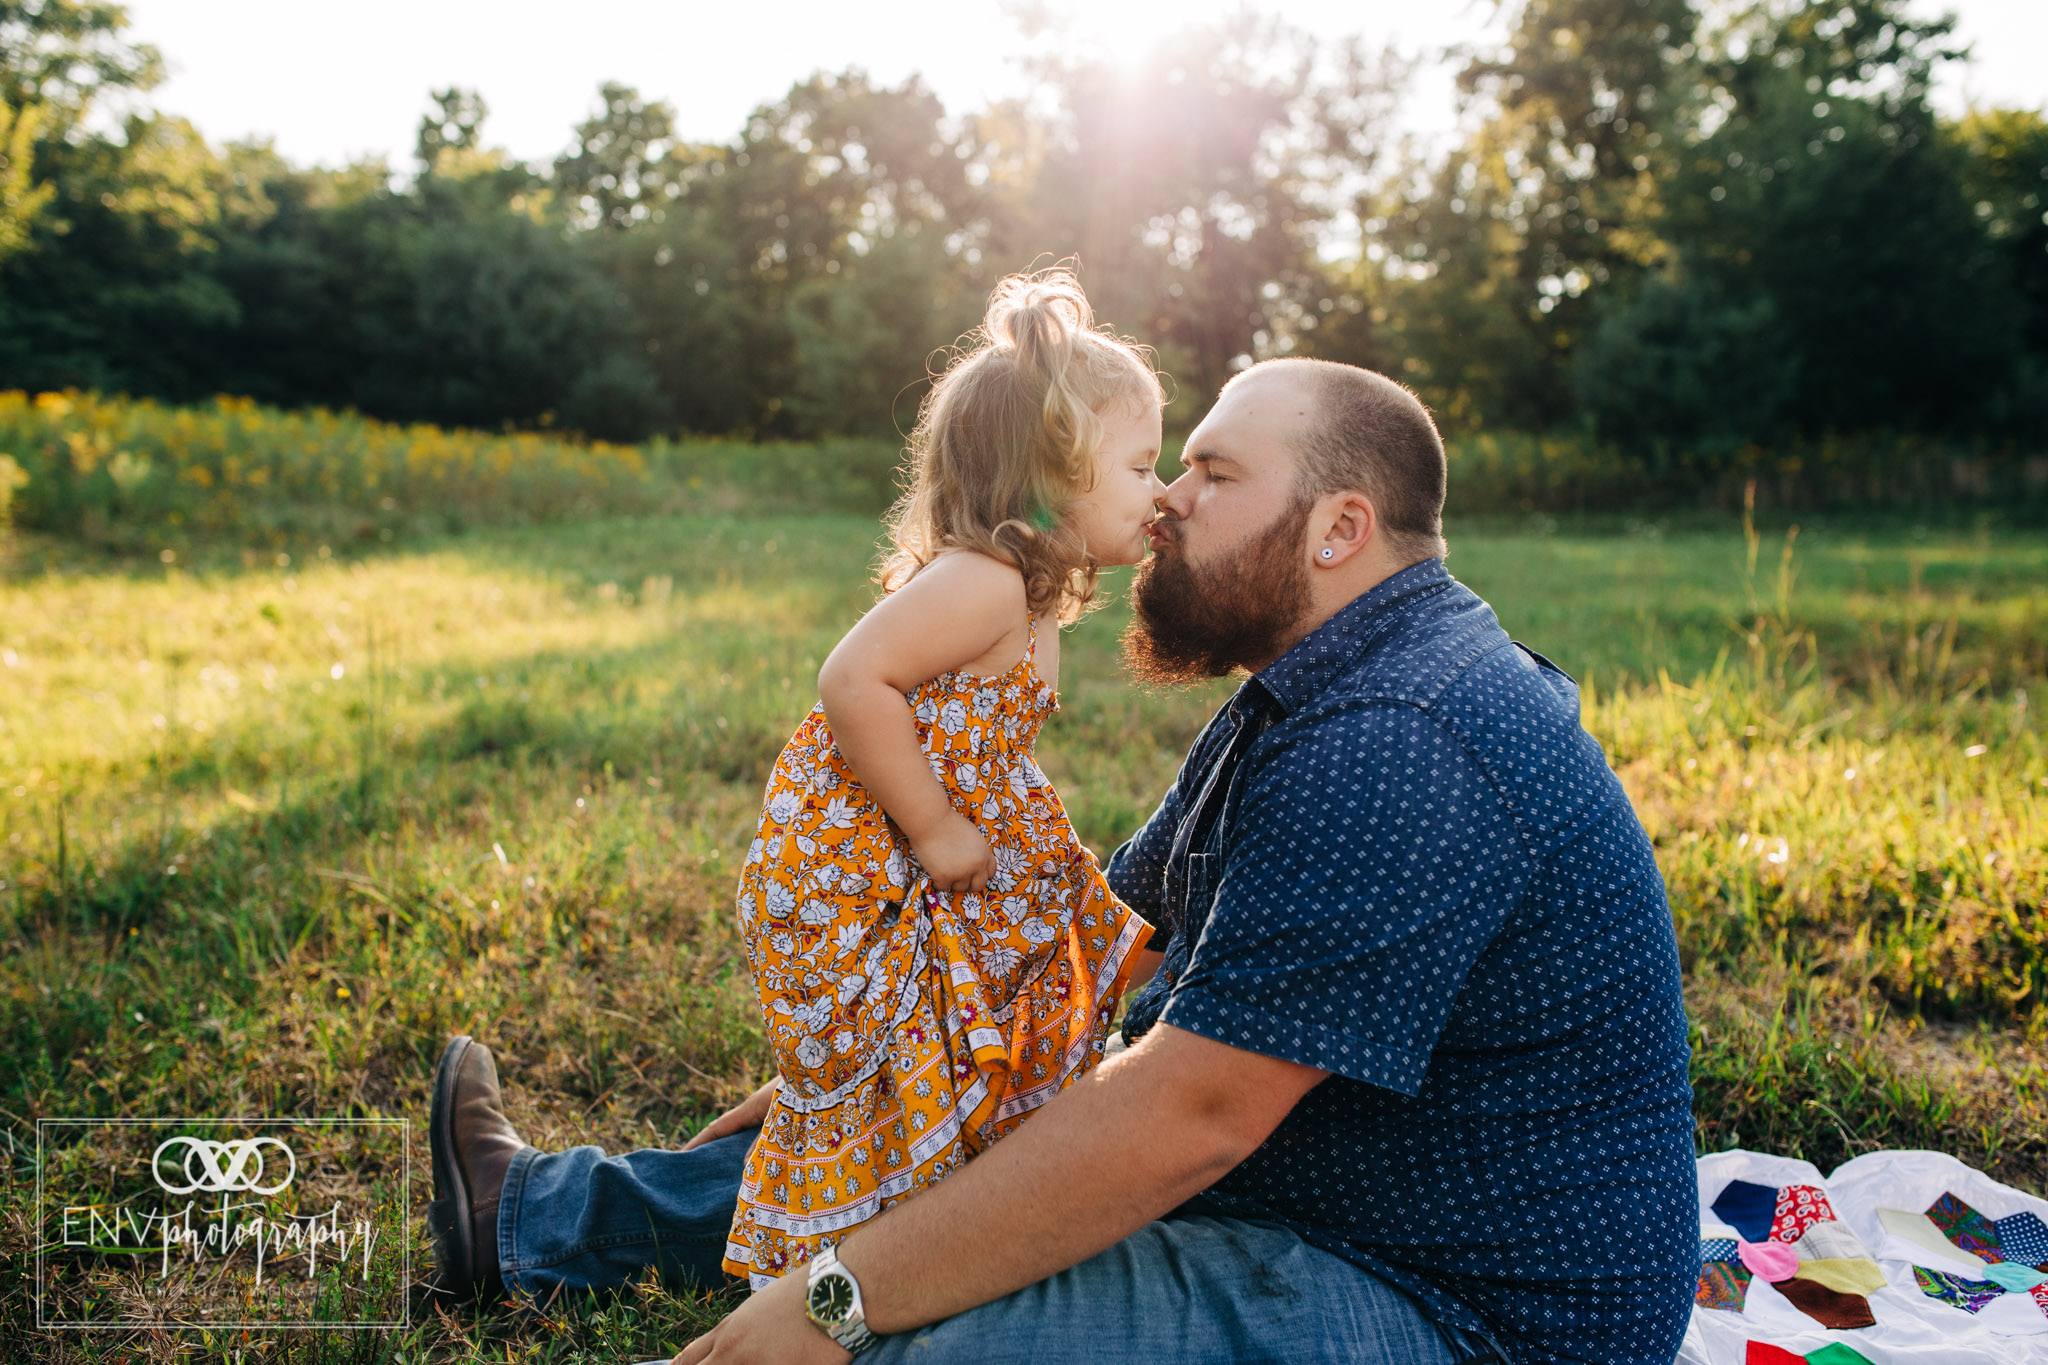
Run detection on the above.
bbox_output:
[427,358,1698,1365]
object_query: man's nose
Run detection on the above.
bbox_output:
[1159,468,1197,518]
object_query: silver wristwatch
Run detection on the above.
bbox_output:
[804,1245,878,1354]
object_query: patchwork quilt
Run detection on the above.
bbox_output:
[1681,1150,2048,1364]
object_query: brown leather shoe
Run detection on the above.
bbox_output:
[428,1035,526,1302]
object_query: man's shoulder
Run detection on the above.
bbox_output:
[1252,578,1523,767]
[1327,577,1514,709]
[1321,578,1586,736]
[1260,584,1549,760]
[1269,579,1629,840]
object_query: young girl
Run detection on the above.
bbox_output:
[698,270,1169,1287]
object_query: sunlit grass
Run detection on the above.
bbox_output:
[0,506,2042,1363]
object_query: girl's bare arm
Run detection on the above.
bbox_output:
[816,553,1028,890]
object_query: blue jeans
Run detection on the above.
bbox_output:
[502,1132,1501,1364]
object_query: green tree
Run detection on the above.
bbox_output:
[1571,271,1797,453]
[0,0,159,121]
[1006,16,1399,411]
[416,86,488,174]
[0,2,218,395]
[555,81,690,231]
[1459,0,1694,282]
[720,71,980,287]
[1950,108,2048,431]
[586,206,786,435]
[0,112,237,395]
[201,93,660,438]
[0,94,52,260]
[1578,0,2015,447]
[1349,0,1696,430]
[370,206,661,437]
[782,229,979,437]
[642,69,986,435]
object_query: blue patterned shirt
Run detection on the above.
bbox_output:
[1107,558,1697,1365]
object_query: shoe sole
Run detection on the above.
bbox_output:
[428,1034,478,1302]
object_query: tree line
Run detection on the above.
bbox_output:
[1,0,2043,465]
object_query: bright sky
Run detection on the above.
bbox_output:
[120,0,2048,170]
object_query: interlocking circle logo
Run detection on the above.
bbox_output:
[150,1135,297,1195]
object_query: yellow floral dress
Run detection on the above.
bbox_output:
[722,617,1149,1287]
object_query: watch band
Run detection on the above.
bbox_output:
[805,1246,878,1354]
[832,1318,878,1354]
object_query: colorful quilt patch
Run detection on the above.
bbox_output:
[1982,1261,2048,1292]
[1739,1239,1799,1281]
[1877,1206,1988,1271]
[1699,1259,1755,1311]
[1744,1346,1803,1365]
[1711,1179,1781,1244]
[1788,1219,1871,1263]
[1804,1347,1879,1365]
[1770,1184,1838,1243]
[1913,1264,2006,1313]
[1775,1275,1877,1330]
[1996,1210,2048,1265]
[1700,1237,1740,1264]
[1793,1257,1887,1297]
[1742,1340,1878,1365]
[1926,1191,2005,1263]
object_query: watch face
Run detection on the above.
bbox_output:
[808,1272,854,1325]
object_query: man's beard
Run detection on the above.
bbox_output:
[1122,495,1314,685]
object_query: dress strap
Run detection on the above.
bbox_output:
[1027,613,1039,660]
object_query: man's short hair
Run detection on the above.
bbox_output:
[1243,358,1448,563]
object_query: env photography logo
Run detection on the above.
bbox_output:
[151,1135,298,1196]
[35,1117,409,1330]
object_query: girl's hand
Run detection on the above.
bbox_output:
[913,811,996,892]
[681,1077,778,1151]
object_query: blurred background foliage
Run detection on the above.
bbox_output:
[0,0,2043,502]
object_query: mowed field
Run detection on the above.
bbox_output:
[2,502,2045,1363]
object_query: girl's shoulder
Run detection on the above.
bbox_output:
[903,548,1030,610]
[919,546,1027,587]
[885,550,1040,678]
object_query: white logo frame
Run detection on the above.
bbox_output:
[35,1116,410,1331]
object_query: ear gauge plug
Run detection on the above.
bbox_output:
[1320,548,1334,561]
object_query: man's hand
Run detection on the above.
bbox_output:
[670,1266,847,1365]
[680,1077,778,1152]
[908,810,994,892]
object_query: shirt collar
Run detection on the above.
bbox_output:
[1241,558,1453,719]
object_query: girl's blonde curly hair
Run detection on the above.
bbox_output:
[879,267,1166,622]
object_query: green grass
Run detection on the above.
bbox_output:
[0,506,2043,1362]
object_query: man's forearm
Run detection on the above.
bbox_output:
[836,1023,1323,1335]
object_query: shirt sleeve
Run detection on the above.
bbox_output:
[1158,700,1532,1096]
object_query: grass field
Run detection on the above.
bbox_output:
[2,491,2044,1361]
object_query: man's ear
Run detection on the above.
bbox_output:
[1314,492,1377,567]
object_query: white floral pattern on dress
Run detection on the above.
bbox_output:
[724,620,1148,1286]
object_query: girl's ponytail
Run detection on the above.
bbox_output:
[985,274,1102,504]
[988,274,1087,384]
